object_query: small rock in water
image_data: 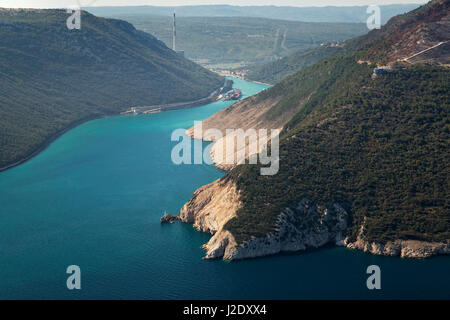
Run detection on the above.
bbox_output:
[160,213,180,224]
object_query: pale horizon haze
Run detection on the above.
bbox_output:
[0,0,428,9]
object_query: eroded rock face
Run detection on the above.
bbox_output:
[179,186,350,260]
[177,175,449,260]
[160,213,180,224]
[345,237,450,258]
[202,230,238,260]
[179,178,241,234]
[343,215,450,258]
[178,177,242,260]
[210,199,349,260]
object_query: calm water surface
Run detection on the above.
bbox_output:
[0,77,448,299]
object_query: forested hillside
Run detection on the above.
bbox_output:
[246,0,449,84]
[245,45,346,84]
[227,59,449,244]
[108,15,367,66]
[0,9,223,170]
[179,0,450,259]
[224,0,450,246]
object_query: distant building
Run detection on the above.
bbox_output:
[172,13,185,57]
[373,67,391,75]
[320,41,342,47]
[172,13,176,51]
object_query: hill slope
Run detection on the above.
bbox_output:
[245,45,347,84]
[177,0,450,260]
[246,0,449,84]
[102,15,367,66]
[0,8,223,170]
[87,4,421,24]
[356,0,449,65]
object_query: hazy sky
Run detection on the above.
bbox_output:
[0,0,427,9]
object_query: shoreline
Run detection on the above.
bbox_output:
[125,85,230,114]
[0,84,228,174]
[178,177,450,260]
[0,114,112,173]
[248,79,273,86]
[178,86,449,261]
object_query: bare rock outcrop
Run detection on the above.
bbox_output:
[178,180,449,260]
[160,213,180,224]
[178,177,243,260]
[179,187,350,260]
[345,237,450,258]
[209,199,348,260]
[202,229,238,260]
[179,178,241,234]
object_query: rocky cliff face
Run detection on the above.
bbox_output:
[179,184,350,260]
[179,180,449,260]
[345,236,450,258]
[179,178,241,234]
[211,199,348,260]
[178,177,242,259]
[176,0,450,261]
[342,215,450,258]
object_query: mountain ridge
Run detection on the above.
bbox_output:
[0,8,223,170]
[87,4,421,23]
[246,0,449,84]
[101,14,368,66]
[177,0,450,260]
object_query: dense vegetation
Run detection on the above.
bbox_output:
[103,14,368,66]
[0,9,223,169]
[245,45,346,84]
[87,4,420,24]
[217,1,450,246]
[225,59,449,245]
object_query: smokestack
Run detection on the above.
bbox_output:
[172,13,176,52]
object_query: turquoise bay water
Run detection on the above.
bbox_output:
[0,77,449,299]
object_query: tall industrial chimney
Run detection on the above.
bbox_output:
[172,13,176,52]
